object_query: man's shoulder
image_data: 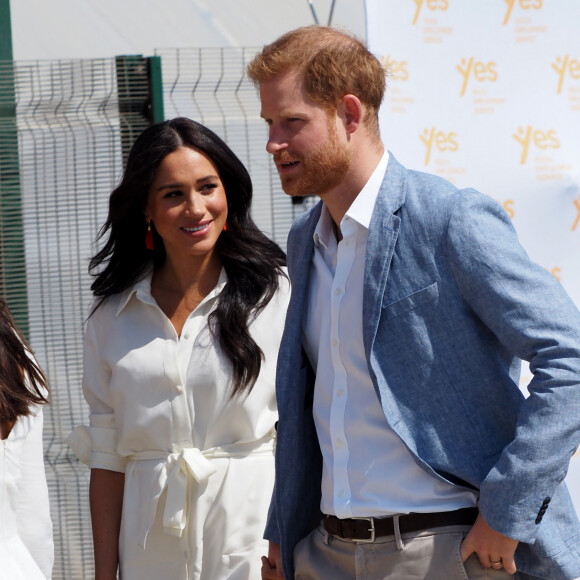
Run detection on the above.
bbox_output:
[380,155,493,221]
[290,200,322,230]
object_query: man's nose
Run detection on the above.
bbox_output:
[266,126,286,155]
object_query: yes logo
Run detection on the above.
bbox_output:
[551,56,580,94]
[412,0,448,25]
[503,199,515,219]
[503,0,542,25]
[512,126,560,164]
[573,196,580,232]
[419,128,458,165]
[456,57,498,96]
[385,57,409,81]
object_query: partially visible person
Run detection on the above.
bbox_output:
[0,300,54,579]
[68,117,290,579]
[247,26,580,580]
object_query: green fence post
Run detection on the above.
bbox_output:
[115,54,164,168]
[0,0,29,337]
[148,56,165,125]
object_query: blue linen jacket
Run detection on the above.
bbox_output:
[266,154,580,580]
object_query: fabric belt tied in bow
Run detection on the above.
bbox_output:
[162,448,217,537]
[129,431,275,547]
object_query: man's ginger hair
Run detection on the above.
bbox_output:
[247,26,386,139]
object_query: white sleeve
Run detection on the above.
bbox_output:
[16,407,54,579]
[68,313,128,473]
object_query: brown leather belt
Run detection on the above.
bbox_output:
[323,507,478,543]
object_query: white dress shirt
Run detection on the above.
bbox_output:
[303,152,477,518]
[68,269,290,579]
[0,403,54,579]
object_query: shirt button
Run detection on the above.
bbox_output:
[175,385,183,393]
[183,333,191,340]
[334,288,342,296]
[332,339,338,347]
[338,489,346,498]
[336,389,344,398]
[335,439,344,448]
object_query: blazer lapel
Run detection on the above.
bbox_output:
[278,203,322,398]
[363,154,406,357]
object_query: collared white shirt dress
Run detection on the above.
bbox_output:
[68,269,290,579]
[0,403,54,579]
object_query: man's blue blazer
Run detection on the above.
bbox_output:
[266,154,580,580]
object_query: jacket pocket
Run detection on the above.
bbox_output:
[382,282,439,320]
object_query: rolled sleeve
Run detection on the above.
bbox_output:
[67,414,128,473]
[69,310,128,473]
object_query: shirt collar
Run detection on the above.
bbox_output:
[115,267,228,317]
[312,150,390,248]
[313,204,337,250]
[346,150,389,229]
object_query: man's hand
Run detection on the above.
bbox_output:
[261,541,285,579]
[460,512,519,574]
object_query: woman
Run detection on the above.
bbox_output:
[68,118,290,580]
[0,301,54,579]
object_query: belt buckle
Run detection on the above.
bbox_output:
[350,517,376,543]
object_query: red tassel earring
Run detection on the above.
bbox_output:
[145,219,154,250]
[222,223,227,232]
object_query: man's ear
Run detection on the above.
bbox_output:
[339,94,363,134]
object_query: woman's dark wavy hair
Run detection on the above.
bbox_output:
[90,117,286,396]
[0,300,49,421]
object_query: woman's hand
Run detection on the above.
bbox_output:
[261,541,284,579]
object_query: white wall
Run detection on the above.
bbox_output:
[366,0,580,515]
[10,0,366,60]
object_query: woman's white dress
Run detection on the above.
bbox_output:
[68,270,290,579]
[0,404,54,579]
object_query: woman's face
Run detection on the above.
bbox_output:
[145,146,228,263]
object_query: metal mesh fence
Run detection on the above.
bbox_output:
[2,56,124,579]
[0,49,315,579]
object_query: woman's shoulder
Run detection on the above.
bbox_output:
[261,268,291,314]
[88,274,152,322]
[6,403,44,441]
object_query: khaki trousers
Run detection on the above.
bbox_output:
[294,522,515,580]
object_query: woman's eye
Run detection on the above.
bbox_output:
[163,190,182,199]
[200,183,218,193]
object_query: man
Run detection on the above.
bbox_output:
[247,26,580,580]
